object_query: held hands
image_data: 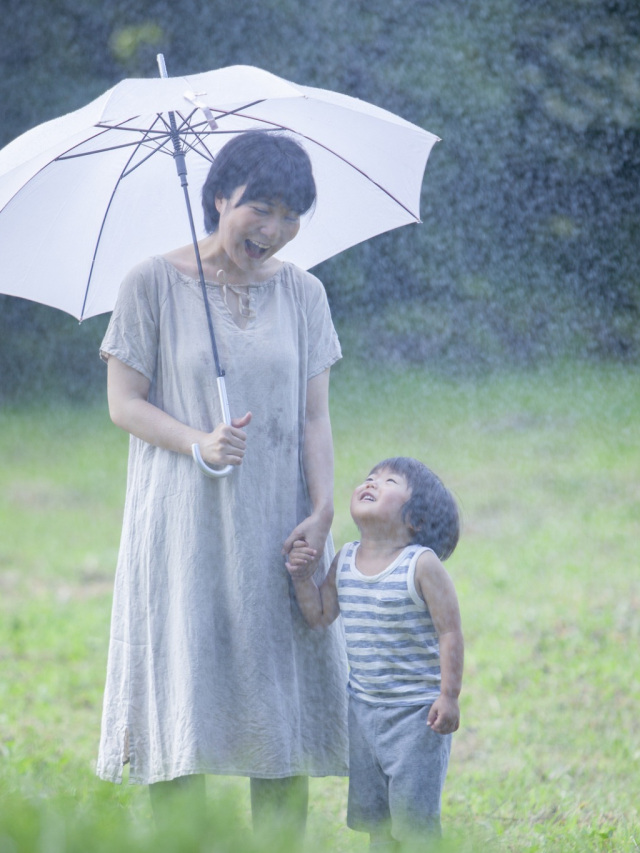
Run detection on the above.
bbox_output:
[427,694,460,735]
[199,412,252,467]
[282,513,331,579]
[285,538,318,580]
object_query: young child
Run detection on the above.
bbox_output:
[286,457,463,849]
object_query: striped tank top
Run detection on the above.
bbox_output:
[337,542,441,705]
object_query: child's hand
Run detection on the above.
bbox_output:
[285,539,318,580]
[427,694,460,735]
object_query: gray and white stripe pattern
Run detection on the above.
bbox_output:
[337,542,441,705]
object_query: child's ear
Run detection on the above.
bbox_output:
[406,516,422,540]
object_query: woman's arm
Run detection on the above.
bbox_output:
[107,355,251,467]
[282,368,335,558]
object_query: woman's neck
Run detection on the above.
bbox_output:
[163,239,282,287]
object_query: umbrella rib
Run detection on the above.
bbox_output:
[55,114,173,163]
[108,105,283,175]
[119,138,174,178]
[57,138,172,160]
[221,109,422,221]
[153,111,217,167]
[88,99,269,140]
[79,122,170,320]
[157,101,280,163]
[117,111,223,176]
[56,101,282,170]
[54,118,180,179]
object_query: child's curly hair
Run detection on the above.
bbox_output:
[369,457,460,560]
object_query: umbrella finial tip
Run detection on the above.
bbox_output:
[157,54,168,79]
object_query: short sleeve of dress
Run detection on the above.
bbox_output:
[300,270,342,380]
[99,259,161,382]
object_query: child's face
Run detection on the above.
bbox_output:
[350,467,412,532]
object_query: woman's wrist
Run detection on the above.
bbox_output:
[310,503,334,529]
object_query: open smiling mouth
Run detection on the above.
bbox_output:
[245,239,270,260]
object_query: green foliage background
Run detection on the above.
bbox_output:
[1,0,639,401]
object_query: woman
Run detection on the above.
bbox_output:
[96,131,349,831]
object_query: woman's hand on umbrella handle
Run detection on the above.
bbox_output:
[192,412,251,478]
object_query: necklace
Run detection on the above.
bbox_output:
[216,269,256,320]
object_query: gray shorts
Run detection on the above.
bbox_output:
[347,696,452,841]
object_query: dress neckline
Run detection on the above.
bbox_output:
[156,255,286,289]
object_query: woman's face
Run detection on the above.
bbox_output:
[215,185,301,274]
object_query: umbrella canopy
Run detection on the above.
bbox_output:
[0,64,439,320]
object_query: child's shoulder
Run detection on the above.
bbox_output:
[329,541,358,576]
[413,547,459,609]
[413,547,456,592]
[414,546,449,578]
[334,541,359,564]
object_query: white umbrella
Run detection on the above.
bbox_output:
[0,60,439,319]
[0,58,439,476]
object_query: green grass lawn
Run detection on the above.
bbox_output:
[1,361,638,851]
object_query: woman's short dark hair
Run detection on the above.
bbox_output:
[202,131,316,232]
[369,457,461,560]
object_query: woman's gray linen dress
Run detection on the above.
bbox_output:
[96,257,349,784]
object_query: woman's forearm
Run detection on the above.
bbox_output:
[110,393,207,455]
[302,412,335,524]
[107,355,251,469]
[282,371,335,558]
[302,369,335,524]
[107,357,208,455]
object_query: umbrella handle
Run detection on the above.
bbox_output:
[191,376,234,479]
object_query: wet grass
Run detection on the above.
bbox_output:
[0,361,638,851]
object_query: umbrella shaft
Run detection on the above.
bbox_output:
[167,113,187,186]
[173,148,187,186]
[157,53,187,186]
[178,180,225,380]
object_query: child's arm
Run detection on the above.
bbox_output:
[414,550,464,735]
[286,545,340,629]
